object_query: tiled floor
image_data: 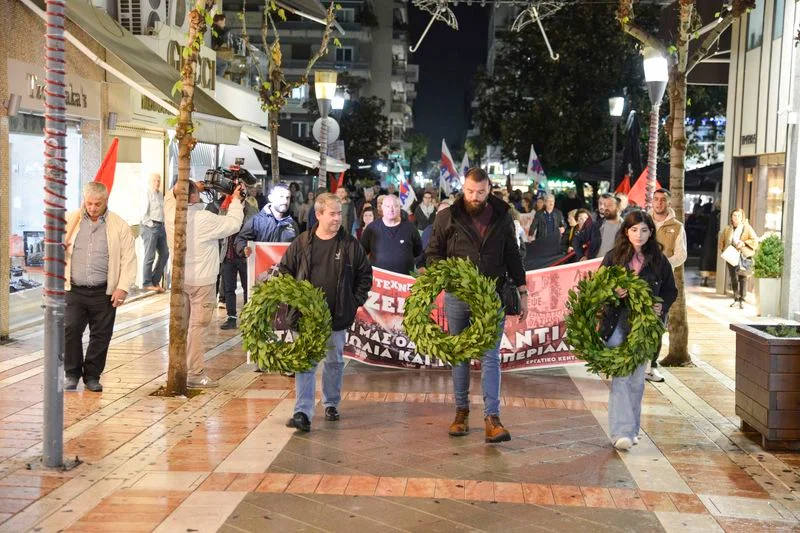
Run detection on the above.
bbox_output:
[0,277,798,532]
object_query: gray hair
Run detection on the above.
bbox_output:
[83,182,108,198]
[545,193,555,201]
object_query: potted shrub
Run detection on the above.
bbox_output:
[731,323,800,450]
[754,234,784,317]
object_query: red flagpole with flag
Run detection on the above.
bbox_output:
[94,137,119,193]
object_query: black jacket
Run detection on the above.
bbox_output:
[572,219,595,261]
[278,226,373,331]
[426,194,526,291]
[235,205,299,254]
[413,204,436,232]
[529,208,565,240]
[598,251,678,342]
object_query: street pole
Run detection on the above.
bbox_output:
[643,47,668,211]
[608,96,624,191]
[43,0,68,468]
[610,120,619,189]
[314,70,337,193]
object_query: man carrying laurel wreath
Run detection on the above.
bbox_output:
[426,167,528,443]
[280,193,373,433]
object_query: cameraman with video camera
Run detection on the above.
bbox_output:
[165,178,245,388]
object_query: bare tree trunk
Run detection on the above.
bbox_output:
[166,0,208,396]
[270,108,280,184]
[661,67,691,366]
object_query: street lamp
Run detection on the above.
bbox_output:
[643,46,668,210]
[314,70,337,191]
[608,96,625,189]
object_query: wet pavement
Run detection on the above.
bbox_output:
[0,271,798,532]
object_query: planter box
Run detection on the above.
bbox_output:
[731,323,800,450]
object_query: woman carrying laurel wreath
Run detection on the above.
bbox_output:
[600,210,677,451]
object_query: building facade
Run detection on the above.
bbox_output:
[720,0,798,318]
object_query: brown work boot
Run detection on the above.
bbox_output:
[448,408,470,436]
[484,415,511,443]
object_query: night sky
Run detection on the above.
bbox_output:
[408,4,490,160]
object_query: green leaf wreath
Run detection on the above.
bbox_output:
[239,274,332,373]
[565,265,664,377]
[403,257,503,365]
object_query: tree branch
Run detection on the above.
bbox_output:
[688,0,755,73]
[620,21,667,54]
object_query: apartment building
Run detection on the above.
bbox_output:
[225,0,417,154]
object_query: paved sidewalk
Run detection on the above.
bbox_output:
[0,276,798,532]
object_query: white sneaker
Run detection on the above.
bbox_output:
[645,368,665,382]
[633,436,639,445]
[187,374,219,388]
[613,437,633,451]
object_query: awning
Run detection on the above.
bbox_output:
[25,0,241,145]
[240,126,349,173]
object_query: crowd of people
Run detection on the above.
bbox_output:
[59,170,757,452]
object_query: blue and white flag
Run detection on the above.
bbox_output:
[460,152,470,182]
[398,166,416,213]
[527,144,548,196]
[439,139,460,196]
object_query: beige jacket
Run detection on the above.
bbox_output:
[720,221,758,258]
[650,208,687,269]
[64,209,138,295]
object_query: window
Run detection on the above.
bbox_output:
[290,84,308,101]
[335,47,354,63]
[747,0,764,50]
[773,0,785,39]
[292,43,311,60]
[338,8,354,23]
[291,121,312,138]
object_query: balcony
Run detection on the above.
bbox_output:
[405,64,419,83]
[281,59,371,80]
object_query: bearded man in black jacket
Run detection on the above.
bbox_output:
[426,168,528,443]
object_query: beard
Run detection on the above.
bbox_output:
[464,200,487,217]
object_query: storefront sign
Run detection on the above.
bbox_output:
[8,58,100,120]
[741,134,757,145]
[166,40,216,91]
[249,243,602,372]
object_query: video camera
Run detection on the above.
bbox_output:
[203,158,258,199]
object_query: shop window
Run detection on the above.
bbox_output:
[773,0,785,39]
[335,47,354,63]
[747,0,764,50]
[763,162,785,234]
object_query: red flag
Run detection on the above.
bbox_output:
[331,172,344,193]
[614,174,632,195]
[94,137,119,194]
[627,168,662,208]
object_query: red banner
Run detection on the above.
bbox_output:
[249,243,601,371]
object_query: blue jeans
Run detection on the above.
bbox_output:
[608,361,648,442]
[445,293,505,417]
[294,330,346,422]
[141,223,169,287]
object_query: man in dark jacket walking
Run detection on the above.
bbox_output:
[235,182,298,256]
[426,168,527,443]
[280,193,373,432]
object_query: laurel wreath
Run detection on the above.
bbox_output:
[239,274,332,373]
[403,257,504,365]
[565,265,664,377]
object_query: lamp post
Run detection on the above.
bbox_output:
[642,46,668,210]
[314,70,337,191]
[608,96,625,190]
